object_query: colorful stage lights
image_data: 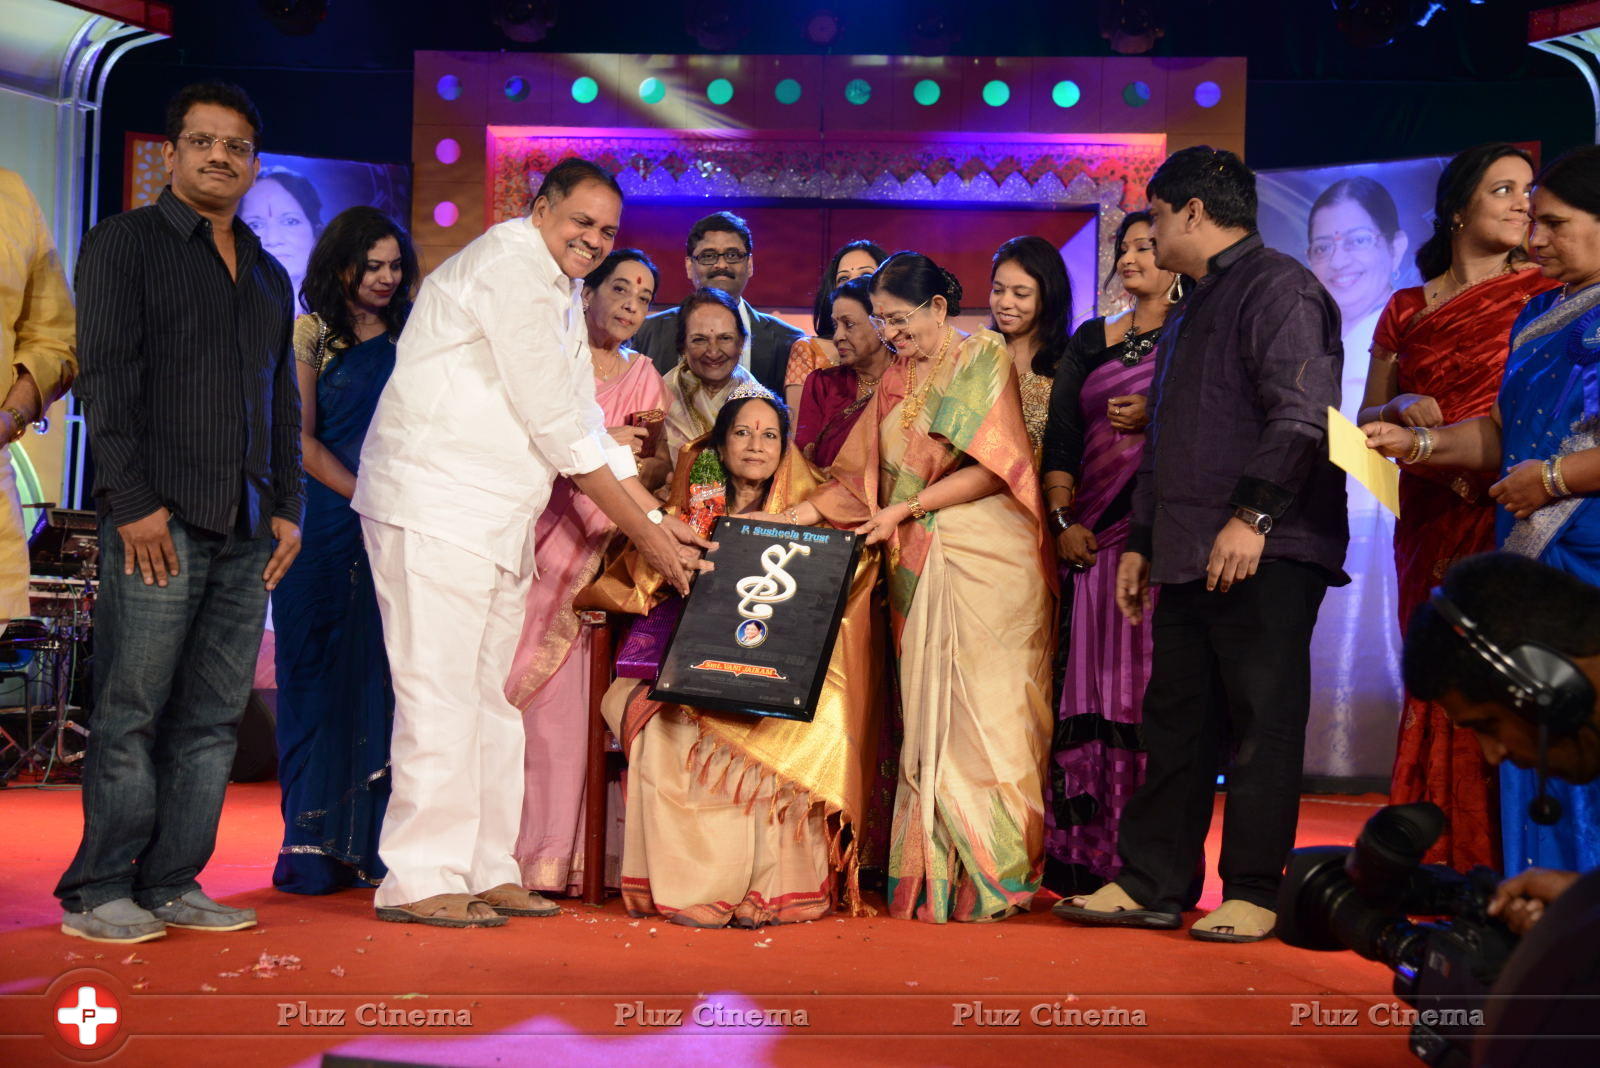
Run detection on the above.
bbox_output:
[422,60,1220,126]
[432,201,459,228]
[434,138,460,165]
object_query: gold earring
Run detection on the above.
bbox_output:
[1165,273,1183,304]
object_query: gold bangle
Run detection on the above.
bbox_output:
[2,406,26,443]
[1402,427,1424,465]
[906,495,928,521]
[1552,455,1573,498]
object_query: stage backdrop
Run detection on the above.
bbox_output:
[125,134,412,306]
[413,51,1247,321]
[1258,154,1451,785]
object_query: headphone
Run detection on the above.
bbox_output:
[1430,588,1597,825]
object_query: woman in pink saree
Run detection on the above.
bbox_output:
[504,249,671,894]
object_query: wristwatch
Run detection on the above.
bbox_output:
[646,508,665,525]
[1233,506,1272,536]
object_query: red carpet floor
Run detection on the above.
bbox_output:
[1,783,1419,1066]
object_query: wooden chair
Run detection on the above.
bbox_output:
[579,609,623,905]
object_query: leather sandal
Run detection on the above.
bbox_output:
[1052,882,1181,929]
[375,893,507,928]
[1189,899,1275,942]
[475,883,562,918]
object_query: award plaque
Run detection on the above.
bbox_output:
[649,515,862,721]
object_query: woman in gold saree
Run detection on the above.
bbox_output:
[592,386,884,927]
[781,252,1055,923]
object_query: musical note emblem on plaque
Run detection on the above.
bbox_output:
[650,518,859,722]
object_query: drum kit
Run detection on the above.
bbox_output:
[0,507,97,785]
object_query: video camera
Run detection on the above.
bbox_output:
[1276,802,1518,1067]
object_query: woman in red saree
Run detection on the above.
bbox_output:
[503,249,670,895]
[783,252,1055,923]
[794,276,892,468]
[1357,144,1557,870]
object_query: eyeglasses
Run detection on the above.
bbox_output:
[179,132,256,158]
[868,299,929,334]
[692,248,750,266]
[1308,228,1381,263]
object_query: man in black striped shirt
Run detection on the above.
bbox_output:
[56,83,304,944]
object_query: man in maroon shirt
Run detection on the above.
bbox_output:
[1055,146,1349,943]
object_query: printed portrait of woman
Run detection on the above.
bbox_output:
[241,167,324,304]
[1306,176,1408,382]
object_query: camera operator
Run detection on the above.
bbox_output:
[1402,551,1600,1063]
[1404,552,1600,905]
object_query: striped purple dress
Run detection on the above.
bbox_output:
[1041,322,1159,895]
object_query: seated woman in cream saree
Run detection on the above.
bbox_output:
[587,386,885,927]
[782,253,1055,923]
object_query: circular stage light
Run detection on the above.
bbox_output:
[982,79,1010,107]
[805,11,840,46]
[707,78,734,106]
[1122,80,1152,107]
[1052,79,1081,108]
[504,76,530,102]
[914,79,941,106]
[434,138,461,165]
[845,78,871,106]
[433,201,459,228]
[435,74,462,102]
[639,77,666,104]
[1194,80,1222,108]
[775,78,803,105]
[571,76,599,104]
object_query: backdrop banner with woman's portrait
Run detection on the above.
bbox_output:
[650,518,861,722]
[1257,154,1450,786]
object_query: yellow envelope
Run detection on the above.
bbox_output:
[1327,406,1400,517]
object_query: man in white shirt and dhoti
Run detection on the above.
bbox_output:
[353,159,707,928]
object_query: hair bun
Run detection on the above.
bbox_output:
[939,267,964,313]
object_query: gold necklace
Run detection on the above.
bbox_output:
[1438,257,1513,304]
[900,327,956,429]
[592,348,626,381]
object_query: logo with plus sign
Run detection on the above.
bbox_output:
[53,982,121,1049]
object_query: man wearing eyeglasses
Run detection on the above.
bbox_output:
[632,211,803,396]
[57,82,303,943]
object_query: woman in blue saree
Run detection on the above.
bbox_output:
[272,208,418,893]
[1365,146,1600,875]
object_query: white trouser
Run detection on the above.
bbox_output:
[0,445,29,624]
[360,518,533,906]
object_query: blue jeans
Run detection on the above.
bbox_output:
[55,514,272,912]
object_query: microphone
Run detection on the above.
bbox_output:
[1529,721,1564,826]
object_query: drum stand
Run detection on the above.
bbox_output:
[0,580,92,786]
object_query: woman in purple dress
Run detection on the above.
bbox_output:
[1039,211,1185,896]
